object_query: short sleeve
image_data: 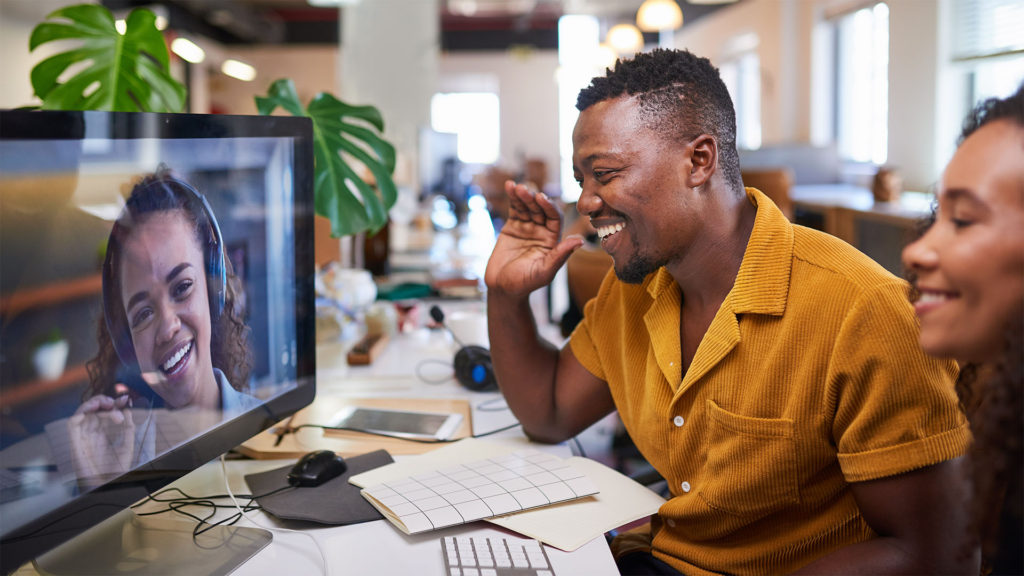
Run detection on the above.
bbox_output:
[828,281,969,482]
[569,294,607,382]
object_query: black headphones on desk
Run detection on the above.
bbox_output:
[430,305,497,392]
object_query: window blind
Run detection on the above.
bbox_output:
[952,0,1024,61]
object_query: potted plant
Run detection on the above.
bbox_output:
[27,3,395,238]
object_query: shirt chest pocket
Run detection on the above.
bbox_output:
[698,400,800,518]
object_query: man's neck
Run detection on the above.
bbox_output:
[668,187,757,316]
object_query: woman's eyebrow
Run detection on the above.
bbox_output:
[165,262,193,283]
[125,263,194,312]
[126,290,149,312]
[942,188,990,211]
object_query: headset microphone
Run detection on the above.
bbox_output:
[429,305,497,392]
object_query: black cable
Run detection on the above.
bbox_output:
[570,435,587,459]
[130,484,296,538]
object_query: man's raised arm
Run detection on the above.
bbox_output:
[484,181,615,443]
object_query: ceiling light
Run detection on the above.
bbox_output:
[607,23,644,55]
[222,59,257,82]
[155,15,168,31]
[636,0,683,32]
[171,37,206,64]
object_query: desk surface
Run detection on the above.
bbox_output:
[791,184,934,221]
[158,457,618,576]
[203,309,615,575]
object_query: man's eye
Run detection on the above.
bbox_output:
[951,218,973,229]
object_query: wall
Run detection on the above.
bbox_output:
[439,50,561,189]
[672,0,812,144]
[341,0,439,192]
[673,0,947,191]
[204,46,338,115]
[0,1,72,109]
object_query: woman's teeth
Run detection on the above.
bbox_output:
[597,223,625,240]
[918,292,954,304]
[162,341,192,373]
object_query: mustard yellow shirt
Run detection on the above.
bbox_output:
[570,188,968,575]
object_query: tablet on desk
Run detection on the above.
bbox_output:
[329,406,464,441]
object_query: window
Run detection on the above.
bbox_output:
[834,2,889,164]
[953,0,1024,108]
[720,47,762,150]
[430,92,500,165]
[557,14,602,203]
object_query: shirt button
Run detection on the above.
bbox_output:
[673,416,685,427]
[681,481,691,493]
[666,519,676,528]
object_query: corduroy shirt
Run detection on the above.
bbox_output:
[570,188,969,575]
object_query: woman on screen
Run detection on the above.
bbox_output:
[70,168,257,481]
[902,84,1023,574]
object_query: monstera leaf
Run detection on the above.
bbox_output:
[256,79,397,237]
[29,4,185,112]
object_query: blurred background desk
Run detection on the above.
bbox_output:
[792,185,933,275]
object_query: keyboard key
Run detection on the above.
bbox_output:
[442,536,557,576]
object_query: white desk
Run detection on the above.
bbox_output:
[168,309,616,576]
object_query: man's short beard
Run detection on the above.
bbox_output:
[614,253,660,284]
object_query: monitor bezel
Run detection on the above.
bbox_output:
[0,109,317,573]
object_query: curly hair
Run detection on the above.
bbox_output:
[576,48,742,192]
[85,167,252,406]
[921,83,1024,571]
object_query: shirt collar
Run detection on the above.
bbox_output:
[727,187,794,316]
[643,187,793,316]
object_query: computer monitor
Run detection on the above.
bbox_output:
[0,110,316,574]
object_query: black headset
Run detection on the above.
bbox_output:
[102,175,226,370]
[430,305,496,392]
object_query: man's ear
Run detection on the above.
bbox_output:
[685,134,717,188]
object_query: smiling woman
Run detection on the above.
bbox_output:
[902,83,1024,574]
[70,167,258,484]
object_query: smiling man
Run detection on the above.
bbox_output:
[484,49,976,575]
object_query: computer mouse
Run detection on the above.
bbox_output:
[288,450,347,487]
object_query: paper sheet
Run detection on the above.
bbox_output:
[350,437,666,551]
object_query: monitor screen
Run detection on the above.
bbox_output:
[0,110,316,572]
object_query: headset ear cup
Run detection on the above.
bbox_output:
[454,345,496,392]
[207,242,225,320]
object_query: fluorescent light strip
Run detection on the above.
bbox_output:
[171,37,206,64]
[222,59,257,82]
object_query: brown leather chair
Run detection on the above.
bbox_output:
[741,167,794,220]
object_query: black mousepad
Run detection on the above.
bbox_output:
[245,449,393,525]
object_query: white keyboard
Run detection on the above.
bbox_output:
[441,535,556,576]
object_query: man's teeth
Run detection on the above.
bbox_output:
[162,341,192,372]
[597,223,625,240]
[918,292,953,304]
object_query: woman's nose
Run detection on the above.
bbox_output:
[155,303,181,345]
[902,228,940,272]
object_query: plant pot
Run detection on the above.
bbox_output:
[33,340,69,381]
